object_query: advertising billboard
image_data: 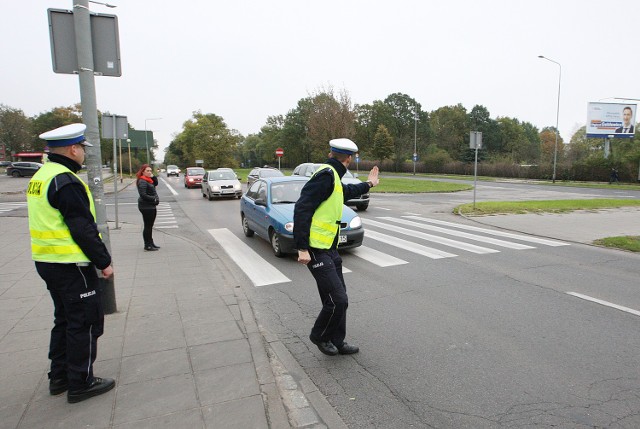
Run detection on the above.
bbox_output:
[586,102,637,138]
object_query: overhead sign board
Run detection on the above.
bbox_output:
[586,102,637,138]
[48,8,122,76]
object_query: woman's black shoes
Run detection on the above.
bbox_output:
[144,245,158,251]
[151,243,161,249]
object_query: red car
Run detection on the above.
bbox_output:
[183,167,205,188]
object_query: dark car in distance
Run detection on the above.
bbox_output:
[246,167,284,187]
[6,162,43,177]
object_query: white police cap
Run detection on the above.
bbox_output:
[39,123,92,147]
[329,138,358,155]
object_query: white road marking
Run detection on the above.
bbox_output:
[403,216,569,247]
[365,230,457,259]
[342,266,352,273]
[155,225,178,229]
[376,207,392,211]
[208,228,291,287]
[346,246,408,267]
[159,177,179,196]
[380,217,534,250]
[567,292,640,317]
[364,218,499,254]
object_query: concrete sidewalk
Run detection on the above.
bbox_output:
[0,209,345,428]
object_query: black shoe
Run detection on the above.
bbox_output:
[49,378,69,395]
[144,245,158,251]
[150,243,161,249]
[309,335,338,356]
[337,342,359,355]
[67,377,115,404]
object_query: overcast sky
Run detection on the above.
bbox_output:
[3,0,639,162]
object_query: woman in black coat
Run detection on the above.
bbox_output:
[136,164,160,251]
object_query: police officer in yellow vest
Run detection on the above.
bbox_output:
[294,138,379,356]
[27,123,115,403]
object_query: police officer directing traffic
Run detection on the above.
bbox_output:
[294,138,379,356]
[27,123,115,403]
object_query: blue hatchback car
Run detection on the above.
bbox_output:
[240,176,364,257]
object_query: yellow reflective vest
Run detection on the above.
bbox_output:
[308,164,343,249]
[27,162,96,263]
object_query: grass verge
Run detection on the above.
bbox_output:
[454,199,640,216]
[593,236,640,252]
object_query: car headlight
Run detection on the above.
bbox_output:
[349,216,362,229]
[212,185,220,191]
[284,222,294,233]
[234,183,241,190]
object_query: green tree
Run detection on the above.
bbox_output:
[306,87,355,162]
[371,124,394,161]
[430,104,469,160]
[168,111,240,169]
[31,105,83,150]
[468,105,499,154]
[0,104,32,155]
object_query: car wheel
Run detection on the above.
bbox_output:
[270,229,284,257]
[242,214,254,237]
[207,190,213,201]
[12,171,20,177]
[357,203,369,211]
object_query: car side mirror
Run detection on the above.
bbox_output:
[255,198,266,206]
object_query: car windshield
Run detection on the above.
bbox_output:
[167,165,178,170]
[261,169,284,178]
[270,182,305,204]
[187,168,205,175]
[209,171,236,180]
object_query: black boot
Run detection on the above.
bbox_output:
[150,242,161,249]
[144,243,158,251]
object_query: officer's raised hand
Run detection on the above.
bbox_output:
[367,166,380,187]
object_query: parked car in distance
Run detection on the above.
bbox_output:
[292,162,370,211]
[184,167,205,188]
[240,176,364,257]
[202,169,243,200]
[246,167,284,187]
[166,165,181,177]
[0,161,11,167]
[6,162,43,177]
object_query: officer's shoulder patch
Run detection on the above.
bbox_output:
[53,172,81,190]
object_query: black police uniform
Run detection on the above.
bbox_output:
[34,153,111,391]
[293,158,371,348]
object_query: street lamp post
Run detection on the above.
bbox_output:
[538,55,561,183]
[413,103,418,176]
[144,117,162,165]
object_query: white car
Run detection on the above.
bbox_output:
[166,165,180,177]
[202,169,243,200]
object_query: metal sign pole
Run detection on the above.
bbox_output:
[112,114,119,229]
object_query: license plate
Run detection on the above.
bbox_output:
[339,235,347,244]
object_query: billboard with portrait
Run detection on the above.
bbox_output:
[586,102,637,138]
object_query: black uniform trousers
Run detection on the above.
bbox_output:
[307,248,348,348]
[36,262,104,390]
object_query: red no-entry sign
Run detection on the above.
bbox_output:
[275,148,284,157]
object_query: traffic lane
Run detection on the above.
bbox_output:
[248,241,640,428]
[165,185,640,426]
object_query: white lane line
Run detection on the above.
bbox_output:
[380,217,534,250]
[155,225,178,229]
[403,216,570,247]
[364,218,499,254]
[567,292,640,317]
[208,228,290,287]
[159,177,178,196]
[155,220,177,224]
[376,207,392,211]
[365,230,457,259]
[346,246,408,267]
[342,266,352,273]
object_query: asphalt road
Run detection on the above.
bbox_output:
[3,173,639,428]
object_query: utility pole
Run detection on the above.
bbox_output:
[73,0,117,313]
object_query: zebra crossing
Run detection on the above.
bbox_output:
[209,215,570,287]
[0,202,27,213]
[154,202,178,229]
